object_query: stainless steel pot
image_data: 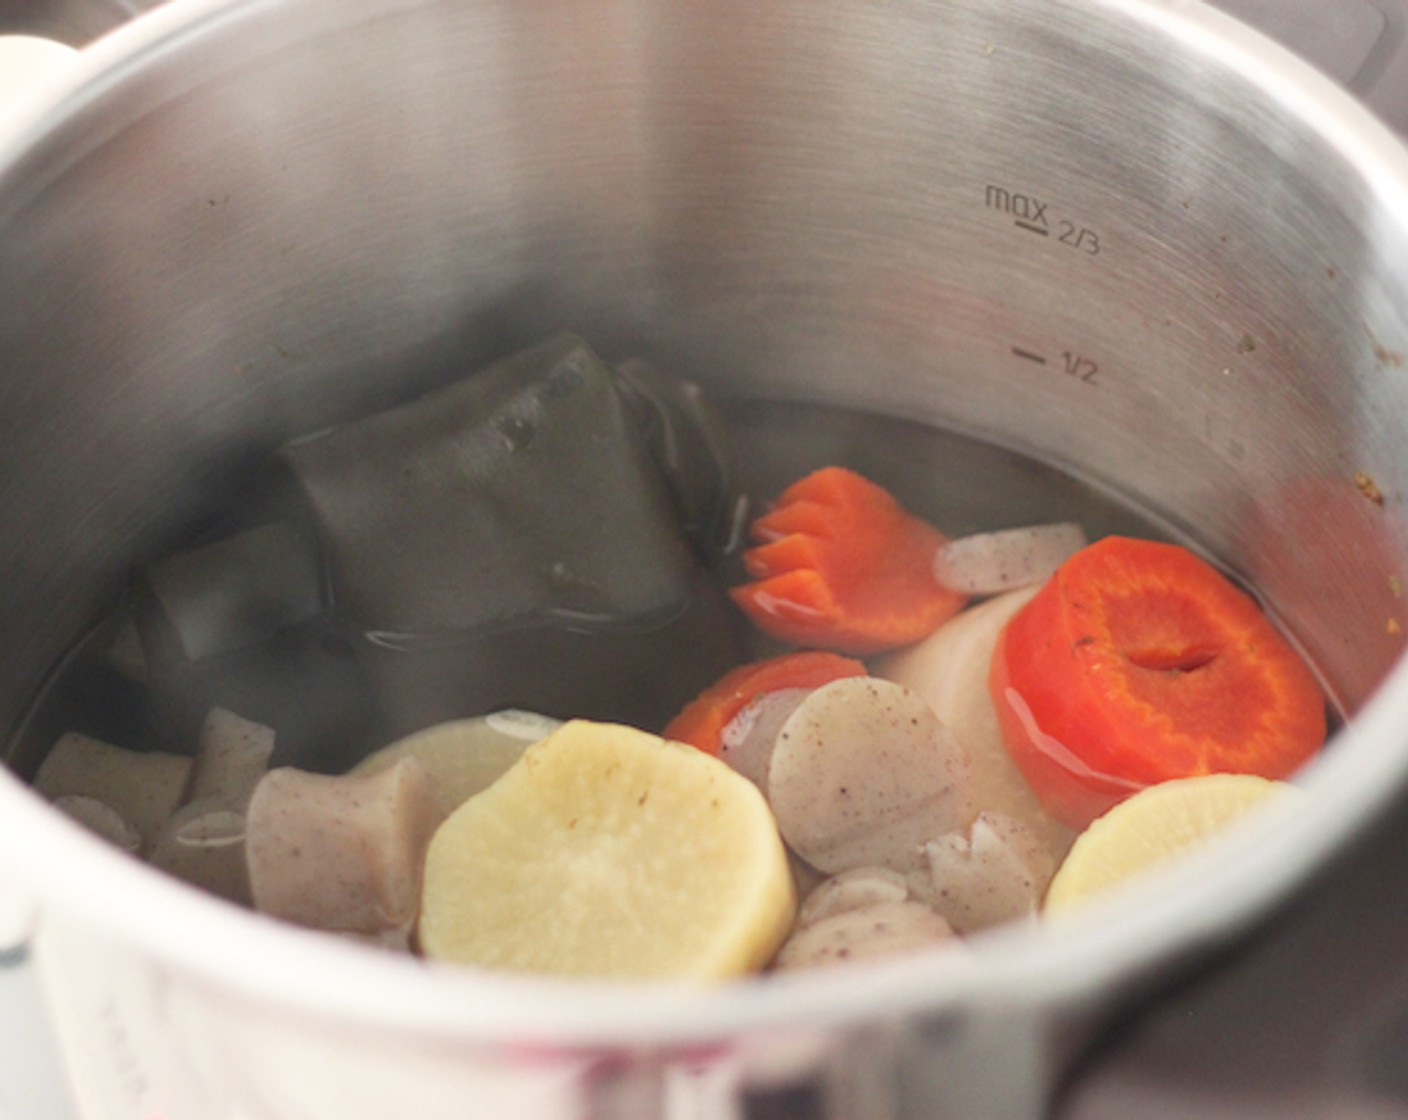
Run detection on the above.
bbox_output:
[2,1,1408,1117]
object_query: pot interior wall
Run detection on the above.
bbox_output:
[0,0,1406,755]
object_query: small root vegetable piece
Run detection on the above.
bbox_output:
[796,867,910,928]
[774,900,956,971]
[663,651,867,757]
[351,710,561,820]
[187,708,275,811]
[246,758,439,934]
[932,523,1088,596]
[52,795,141,853]
[766,677,975,875]
[147,801,252,905]
[35,733,193,853]
[418,720,795,981]
[875,588,1075,862]
[919,811,1056,934]
[719,689,810,794]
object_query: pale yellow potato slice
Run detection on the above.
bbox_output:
[418,719,795,982]
[352,711,561,819]
[1045,774,1296,913]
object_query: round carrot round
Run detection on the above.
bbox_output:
[988,536,1326,829]
[663,650,867,756]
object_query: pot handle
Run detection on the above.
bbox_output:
[0,34,79,112]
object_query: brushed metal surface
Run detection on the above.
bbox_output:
[0,1,1407,1118]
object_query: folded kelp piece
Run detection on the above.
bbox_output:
[123,335,745,759]
[613,356,739,558]
[278,333,712,638]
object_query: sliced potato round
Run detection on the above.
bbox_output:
[418,720,794,981]
[1045,774,1295,913]
[875,588,1074,861]
[766,677,974,875]
[352,710,561,819]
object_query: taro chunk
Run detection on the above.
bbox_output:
[246,759,439,934]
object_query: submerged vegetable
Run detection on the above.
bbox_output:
[764,677,974,874]
[876,586,1074,862]
[990,537,1326,829]
[730,467,966,655]
[1044,774,1296,912]
[417,720,795,981]
[246,758,440,935]
[662,650,866,756]
[34,734,192,854]
[351,710,562,819]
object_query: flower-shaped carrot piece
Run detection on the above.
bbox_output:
[730,467,966,655]
[663,650,867,756]
[988,536,1327,829]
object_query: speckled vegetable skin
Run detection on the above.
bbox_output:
[766,677,975,874]
[663,650,866,757]
[246,758,440,934]
[917,811,1055,933]
[774,900,956,970]
[34,733,192,854]
[145,709,276,904]
[876,587,1074,862]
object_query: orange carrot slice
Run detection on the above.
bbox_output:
[988,536,1326,829]
[730,467,966,655]
[663,650,867,756]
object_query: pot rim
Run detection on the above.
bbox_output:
[1,0,1407,1049]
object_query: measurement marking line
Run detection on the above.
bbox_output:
[1011,347,1047,364]
[1014,220,1049,236]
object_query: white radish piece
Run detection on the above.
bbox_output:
[918,811,1056,934]
[246,757,439,934]
[186,707,275,811]
[932,522,1087,596]
[35,733,192,853]
[766,677,974,875]
[351,710,561,819]
[52,795,141,853]
[147,801,252,905]
[774,900,956,971]
[718,688,809,794]
[875,587,1075,862]
[796,866,910,928]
